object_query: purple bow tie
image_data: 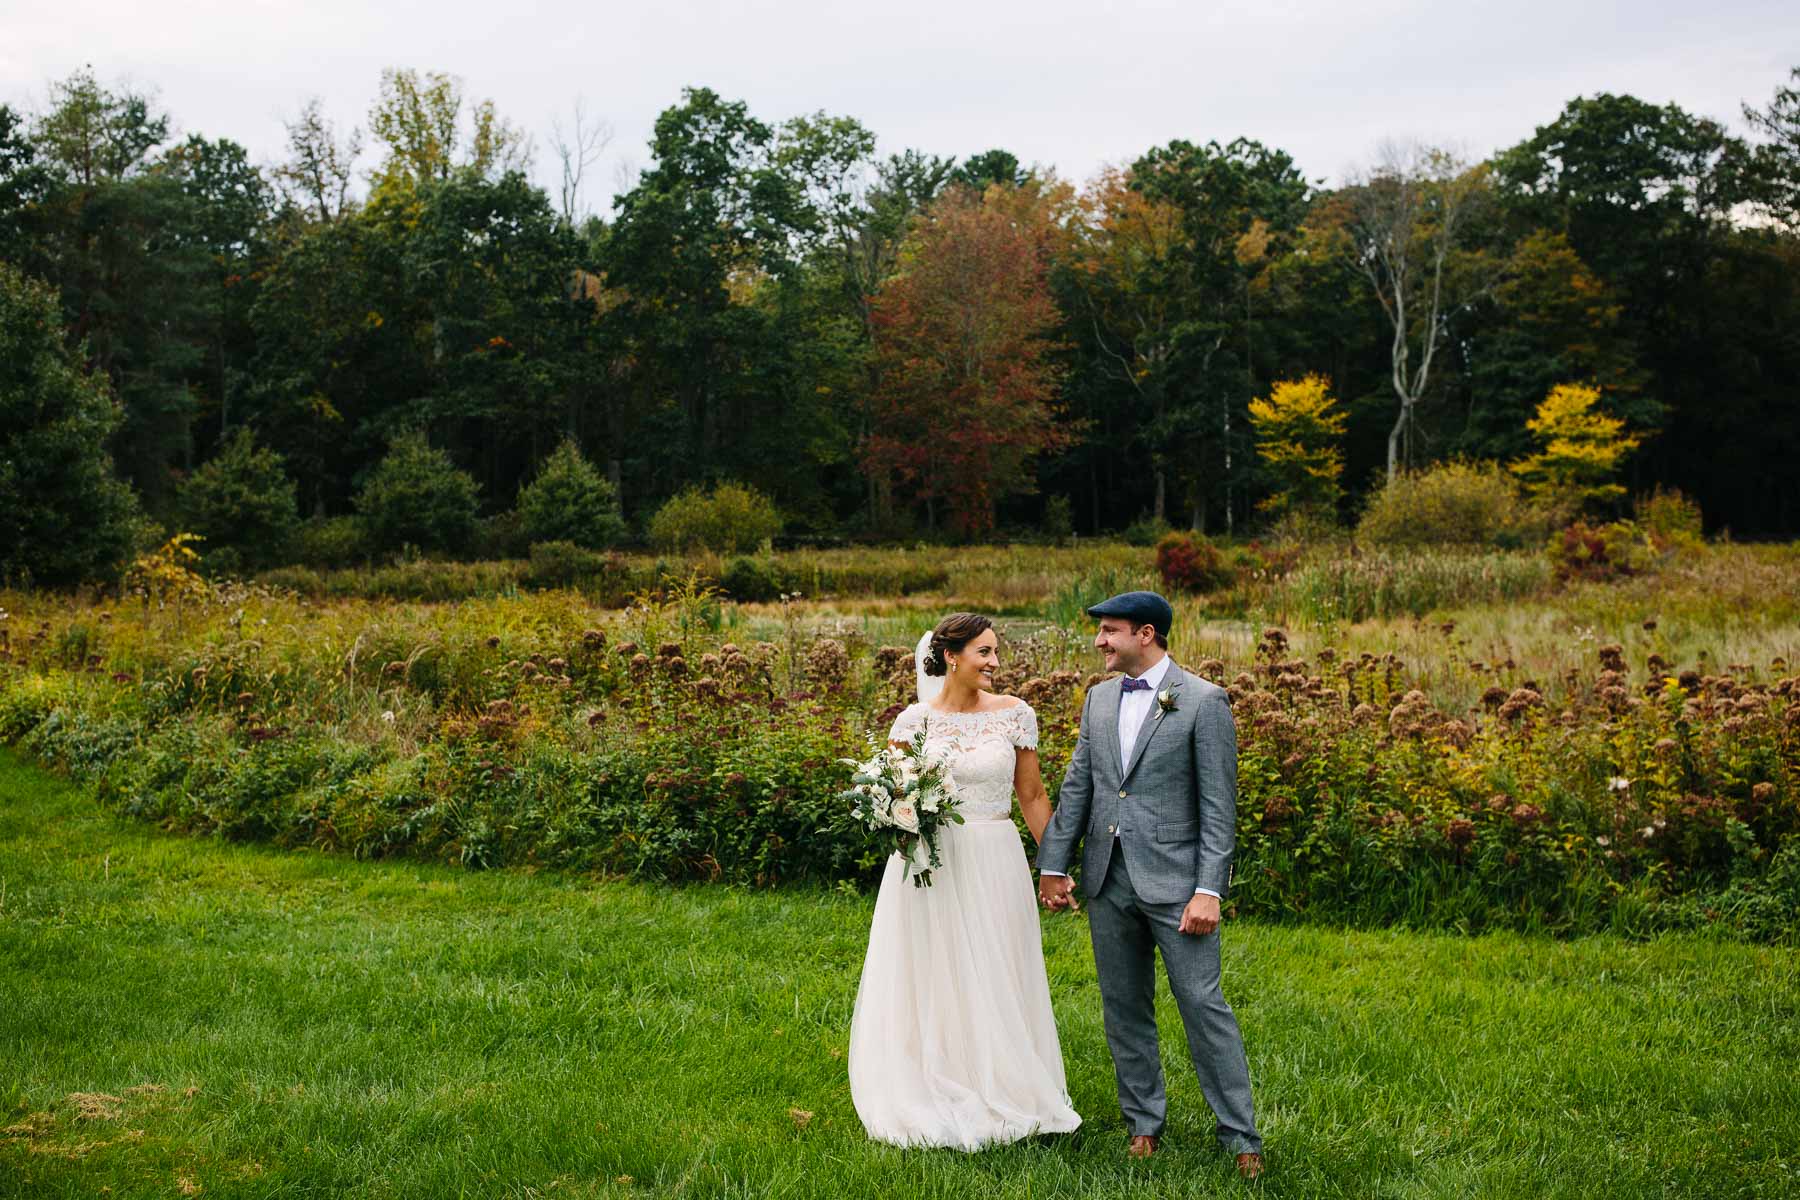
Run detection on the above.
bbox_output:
[1120,677,1152,693]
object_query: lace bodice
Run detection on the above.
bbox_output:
[888,702,1038,821]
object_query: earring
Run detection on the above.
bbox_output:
[948,660,957,673]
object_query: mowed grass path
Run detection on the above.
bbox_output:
[3,750,1796,1199]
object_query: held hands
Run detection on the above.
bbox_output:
[1037,874,1078,912]
[1179,892,1221,936]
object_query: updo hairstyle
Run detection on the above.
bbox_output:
[923,612,994,677]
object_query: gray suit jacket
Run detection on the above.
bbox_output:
[1037,666,1238,905]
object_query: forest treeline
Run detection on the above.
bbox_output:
[3,66,1799,578]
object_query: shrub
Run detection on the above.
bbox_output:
[1040,495,1074,543]
[290,515,369,568]
[0,261,140,586]
[1120,515,1171,547]
[355,432,481,556]
[1356,459,1554,549]
[1154,531,1233,593]
[647,482,781,555]
[177,428,300,574]
[517,439,626,550]
[522,540,635,593]
[471,510,529,560]
[1547,519,1654,582]
[721,555,781,602]
[1635,487,1704,553]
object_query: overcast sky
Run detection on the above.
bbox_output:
[5,0,1796,216]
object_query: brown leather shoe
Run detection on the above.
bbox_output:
[1236,1151,1265,1179]
[1127,1134,1159,1158]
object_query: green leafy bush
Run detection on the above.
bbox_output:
[721,555,781,602]
[647,482,781,555]
[1120,515,1171,547]
[1040,495,1074,543]
[3,601,1793,937]
[291,515,369,568]
[355,432,481,556]
[471,510,529,560]
[177,428,300,574]
[517,439,625,550]
[0,261,140,586]
[1356,460,1555,549]
[1154,531,1233,593]
[1635,487,1705,553]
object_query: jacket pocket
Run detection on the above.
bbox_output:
[1155,820,1199,842]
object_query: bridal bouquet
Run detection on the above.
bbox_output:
[838,722,963,887]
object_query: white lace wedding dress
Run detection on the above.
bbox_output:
[848,701,1082,1149]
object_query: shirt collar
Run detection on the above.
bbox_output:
[1126,654,1174,692]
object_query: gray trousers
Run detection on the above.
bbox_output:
[1088,849,1261,1154]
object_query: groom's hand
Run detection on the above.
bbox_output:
[1038,874,1077,911]
[1179,892,1221,936]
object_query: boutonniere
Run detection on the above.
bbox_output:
[1155,688,1178,719]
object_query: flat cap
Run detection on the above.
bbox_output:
[1085,590,1174,638]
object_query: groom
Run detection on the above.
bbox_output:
[1037,591,1264,1178]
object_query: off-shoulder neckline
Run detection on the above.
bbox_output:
[912,699,1027,716]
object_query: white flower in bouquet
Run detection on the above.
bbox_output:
[836,718,964,887]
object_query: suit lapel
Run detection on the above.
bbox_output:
[1095,677,1125,780]
[1122,668,1182,782]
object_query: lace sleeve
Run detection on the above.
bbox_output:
[888,703,923,746]
[1009,703,1040,750]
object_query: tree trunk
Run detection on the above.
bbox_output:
[1386,399,1411,484]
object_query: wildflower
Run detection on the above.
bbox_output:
[1751,782,1776,803]
[1497,688,1543,721]
[486,635,501,648]
[1609,777,1631,793]
[381,710,395,723]
[1445,818,1475,849]
[803,638,850,689]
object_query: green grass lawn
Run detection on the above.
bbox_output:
[3,749,1797,1199]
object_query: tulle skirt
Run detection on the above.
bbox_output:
[848,817,1082,1150]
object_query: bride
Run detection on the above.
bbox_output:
[848,612,1081,1149]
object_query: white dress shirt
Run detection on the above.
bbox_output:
[1043,653,1219,899]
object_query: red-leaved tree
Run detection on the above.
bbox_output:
[863,184,1071,536]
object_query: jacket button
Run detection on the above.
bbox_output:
[1118,789,1128,798]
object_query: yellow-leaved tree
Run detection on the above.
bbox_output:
[1509,383,1641,512]
[1248,375,1346,517]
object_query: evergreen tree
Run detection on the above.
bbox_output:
[0,263,140,585]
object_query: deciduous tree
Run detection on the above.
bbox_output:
[864,186,1070,535]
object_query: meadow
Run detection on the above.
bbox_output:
[1,538,1796,939]
[4,749,1797,1199]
